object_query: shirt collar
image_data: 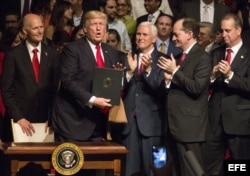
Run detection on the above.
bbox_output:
[86,38,101,50]
[151,10,161,18]
[26,41,42,54]
[183,41,197,54]
[200,0,214,8]
[226,40,243,55]
[156,38,170,48]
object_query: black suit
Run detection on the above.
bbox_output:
[206,43,250,175]
[2,41,59,140]
[166,43,211,176]
[51,37,120,141]
[136,11,166,27]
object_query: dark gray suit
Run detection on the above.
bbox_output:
[51,37,120,141]
[121,49,166,176]
[167,43,211,176]
[206,44,250,175]
[180,0,230,30]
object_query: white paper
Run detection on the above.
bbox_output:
[11,119,54,142]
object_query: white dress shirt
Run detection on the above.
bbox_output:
[200,0,214,23]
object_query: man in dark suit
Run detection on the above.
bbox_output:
[121,21,166,176]
[133,0,165,51]
[157,18,211,176]
[136,0,165,26]
[155,14,182,57]
[205,13,250,176]
[180,0,230,31]
[2,14,59,139]
[51,10,120,142]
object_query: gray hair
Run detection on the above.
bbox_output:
[138,21,158,37]
[199,21,216,38]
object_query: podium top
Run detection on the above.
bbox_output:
[1,142,128,155]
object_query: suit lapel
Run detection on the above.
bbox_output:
[180,44,199,66]
[231,46,248,70]
[102,44,112,68]
[39,43,50,84]
[188,2,200,21]
[20,42,37,83]
[82,38,97,67]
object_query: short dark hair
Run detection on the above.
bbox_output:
[156,14,175,26]
[182,18,199,40]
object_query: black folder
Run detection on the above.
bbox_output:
[92,67,123,105]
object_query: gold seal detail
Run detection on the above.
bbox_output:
[103,77,112,88]
[52,143,84,175]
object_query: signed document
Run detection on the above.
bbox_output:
[92,67,123,105]
[11,119,54,142]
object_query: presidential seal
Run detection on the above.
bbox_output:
[52,143,84,175]
[103,77,112,88]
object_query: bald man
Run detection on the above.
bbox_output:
[2,14,59,141]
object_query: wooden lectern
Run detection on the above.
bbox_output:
[1,142,127,176]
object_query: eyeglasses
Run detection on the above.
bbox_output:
[117,3,128,8]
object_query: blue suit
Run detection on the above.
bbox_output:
[121,48,166,176]
[155,38,182,57]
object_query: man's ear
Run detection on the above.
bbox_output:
[83,27,87,34]
[22,28,27,36]
[100,7,104,12]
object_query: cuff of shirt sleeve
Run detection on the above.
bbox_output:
[224,71,234,84]
[87,96,96,108]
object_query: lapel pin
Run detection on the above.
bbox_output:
[105,50,108,53]
[240,55,244,59]
[44,52,48,56]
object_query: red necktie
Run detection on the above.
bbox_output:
[32,48,39,83]
[138,54,144,75]
[23,0,30,17]
[179,53,186,65]
[96,44,105,68]
[226,48,232,64]
[138,63,144,75]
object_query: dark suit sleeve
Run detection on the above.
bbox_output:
[2,51,23,120]
[59,44,93,107]
[172,51,212,97]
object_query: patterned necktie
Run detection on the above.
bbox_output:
[226,48,232,64]
[148,14,154,22]
[160,42,166,54]
[179,53,187,65]
[96,44,105,68]
[203,5,209,22]
[32,48,39,83]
